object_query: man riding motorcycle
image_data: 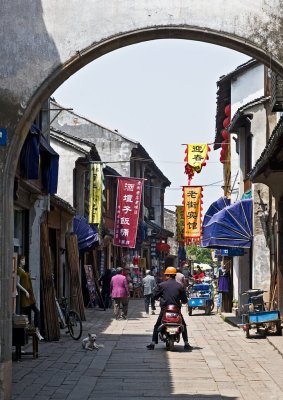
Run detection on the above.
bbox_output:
[146,266,193,351]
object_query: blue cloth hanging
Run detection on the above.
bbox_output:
[73,215,99,251]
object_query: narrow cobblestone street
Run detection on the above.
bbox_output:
[12,299,283,400]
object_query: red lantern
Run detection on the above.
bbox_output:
[221,140,228,150]
[221,129,229,140]
[223,117,230,129]
[156,242,170,252]
[224,104,231,117]
[220,148,226,163]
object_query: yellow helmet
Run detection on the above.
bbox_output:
[164,267,177,275]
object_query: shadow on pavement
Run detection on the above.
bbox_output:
[12,303,241,399]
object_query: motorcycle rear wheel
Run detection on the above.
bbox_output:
[166,338,174,351]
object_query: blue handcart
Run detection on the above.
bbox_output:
[240,289,282,338]
[187,282,214,316]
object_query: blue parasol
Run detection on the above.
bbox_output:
[201,198,253,248]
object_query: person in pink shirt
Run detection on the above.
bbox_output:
[110,267,130,320]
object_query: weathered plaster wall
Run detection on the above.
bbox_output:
[253,185,271,291]
[249,107,271,292]
[51,108,137,177]
[2,1,283,398]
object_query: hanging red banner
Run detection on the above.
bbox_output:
[183,186,203,242]
[114,177,143,248]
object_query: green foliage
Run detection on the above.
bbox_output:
[186,244,212,265]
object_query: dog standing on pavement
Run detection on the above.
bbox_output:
[82,333,104,351]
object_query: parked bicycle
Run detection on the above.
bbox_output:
[55,296,82,340]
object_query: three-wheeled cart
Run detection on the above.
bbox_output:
[239,289,282,338]
[187,283,214,316]
[241,310,282,338]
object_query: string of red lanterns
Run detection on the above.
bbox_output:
[220,104,231,163]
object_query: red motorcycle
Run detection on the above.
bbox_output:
[158,305,184,351]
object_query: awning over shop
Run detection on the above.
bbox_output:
[201,199,253,249]
[20,124,59,194]
[39,134,59,194]
[20,124,40,179]
[202,197,230,227]
[145,220,174,239]
[73,215,99,251]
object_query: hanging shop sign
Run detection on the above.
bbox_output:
[150,237,157,257]
[0,128,7,146]
[215,248,245,257]
[89,163,103,225]
[183,186,203,242]
[176,205,185,243]
[114,177,143,248]
[184,144,210,184]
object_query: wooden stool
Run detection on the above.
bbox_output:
[26,331,39,359]
[12,328,39,360]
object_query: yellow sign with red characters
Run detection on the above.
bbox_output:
[185,144,209,173]
[183,186,202,239]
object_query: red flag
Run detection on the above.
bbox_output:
[114,177,143,248]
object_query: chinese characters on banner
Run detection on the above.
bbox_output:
[183,186,203,243]
[114,177,143,248]
[89,163,103,225]
[184,144,210,184]
[176,205,185,243]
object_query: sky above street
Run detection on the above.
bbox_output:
[54,39,250,214]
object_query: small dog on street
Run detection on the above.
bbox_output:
[82,333,104,351]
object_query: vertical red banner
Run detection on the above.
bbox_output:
[114,177,143,248]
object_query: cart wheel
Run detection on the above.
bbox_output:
[276,321,282,336]
[205,306,210,315]
[188,307,192,316]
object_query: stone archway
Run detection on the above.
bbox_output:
[2,1,283,398]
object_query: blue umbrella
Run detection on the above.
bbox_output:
[201,199,253,249]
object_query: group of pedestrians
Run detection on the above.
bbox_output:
[99,263,193,352]
[99,266,157,320]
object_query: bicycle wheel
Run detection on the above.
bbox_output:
[67,310,82,340]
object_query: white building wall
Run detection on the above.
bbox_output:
[50,141,82,207]
[29,197,49,305]
[231,65,265,118]
[230,133,240,203]
[230,64,270,305]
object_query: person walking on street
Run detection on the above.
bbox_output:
[99,269,112,309]
[110,267,130,320]
[175,267,187,287]
[146,266,192,351]
[142,270,156,315]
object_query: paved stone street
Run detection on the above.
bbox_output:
[12,299,283,400]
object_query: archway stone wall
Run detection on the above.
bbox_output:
[2,1,283,398]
